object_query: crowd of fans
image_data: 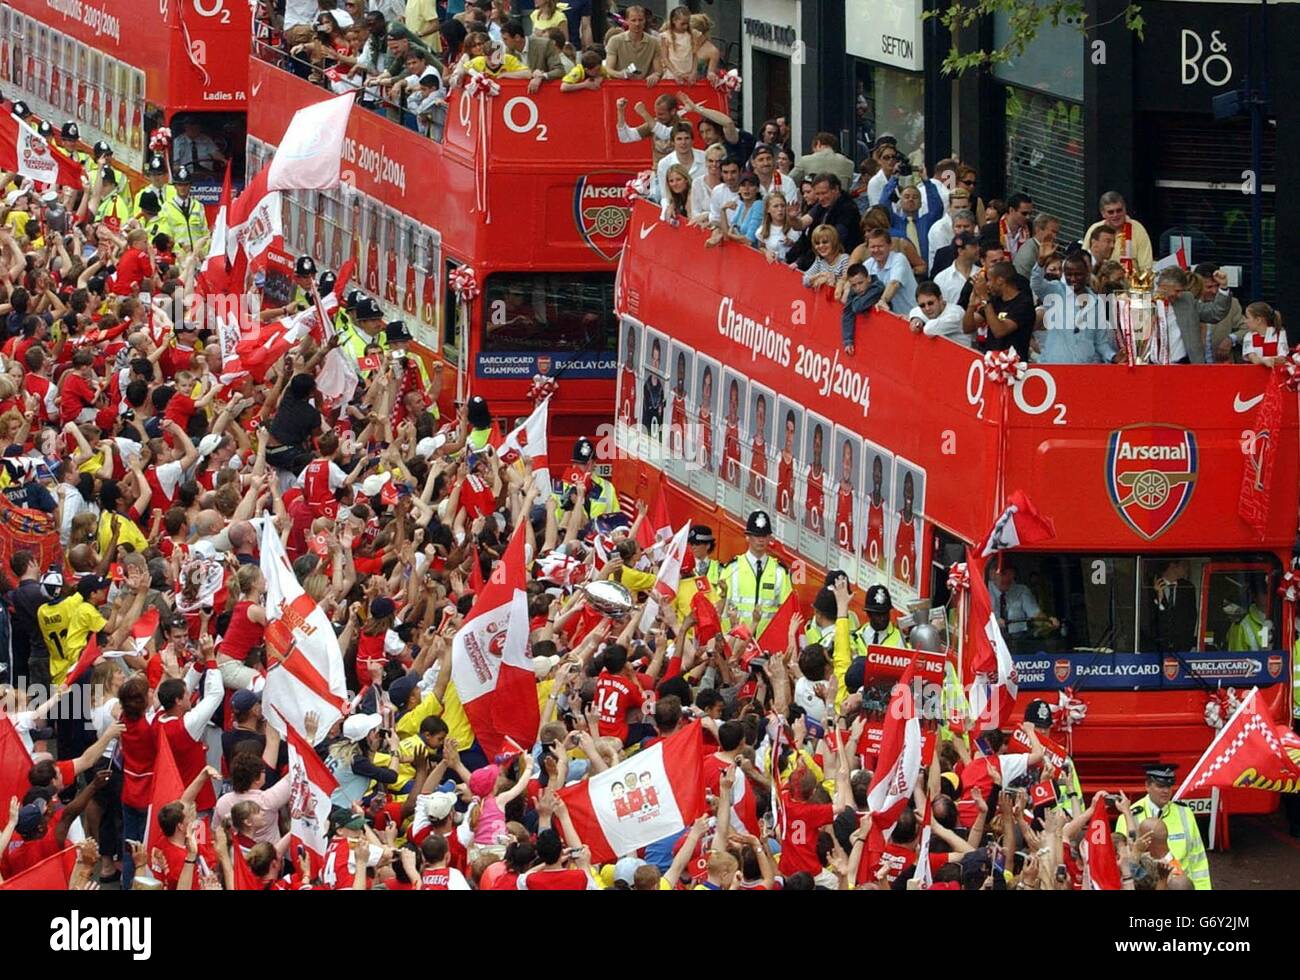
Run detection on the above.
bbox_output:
[0,0,1220,895]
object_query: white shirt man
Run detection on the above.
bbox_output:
[935,232,978,306]
[907,287,968,347]
[708,163,743,227]
[655,130,706,203]
[172,130,221,173]
[928,194,971,256]
[865,234,918,316]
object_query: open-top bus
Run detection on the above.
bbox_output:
[612,198,1298,817]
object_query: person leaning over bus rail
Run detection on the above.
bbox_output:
[561,48,612,92]
[603,4,663,86]
[1029,241,1120,365]
[501,18,564,93]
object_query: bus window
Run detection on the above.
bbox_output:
[985,554,1137,655]
[1201,566,1278,652]
[481,272,616,353]
[1137,557,1204,653]
[169,112,246,181]
[443,261,462,363]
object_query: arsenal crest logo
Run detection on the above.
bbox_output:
[1162,656,1179,681]
[573,172,634,261]
[1054,658,1071,683]
[535,355,552,376]
[1269,654,1283,678]
[1105,425,1198,541]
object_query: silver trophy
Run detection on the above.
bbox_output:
[583,581,636,621]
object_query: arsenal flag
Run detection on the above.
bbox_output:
[260,519,348,743]
[980,489,1055,557]
[499,396,551,495]
[558,723,706,863]
[866,658,922,832]
[131,607,161,653]
[450,519,540,759]
[639,522,691,631]
[965,550,1019,733]
[225,167,284,264]
[282,716,339,867]
[0,111,84,187]
[1237,368,1285,539]
[1082,795,1123,890]
[1175,687,1300,797]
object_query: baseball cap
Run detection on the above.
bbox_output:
[15,802,46,836]
[423,791,457,822]
[415,434,447,459]
[613,856,647,886]
[342,713,382,742]
[231,689,260,714]
[360,472,392,498]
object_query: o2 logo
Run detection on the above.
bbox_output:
[1180,29,1232,87]
[193,0,233,23]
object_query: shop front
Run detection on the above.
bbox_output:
[740,0,802,146]
[844,0,926,166]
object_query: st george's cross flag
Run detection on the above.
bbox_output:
[558,723,706,864]
[498,396,551,495]
[450,519,540,759]
[259,519,347,742]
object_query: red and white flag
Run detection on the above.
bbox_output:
[282,715,339,868]
[866,658,922,832]
[0,715,33,813]
[634,472,674,553]
[639,522,691,631]
[450,519,540,758]
[197,163,234,295]
[225,167,284,264]
[1082,795,1123,890]
[1175,687,1300,798]
[558,723,706,863]
[0,111,84,187]
[965,550,1019,733]
[914,797,934,889]
[260,519,348,742]
[267,92,355,191]
[131,607,161,653]
[499,396,551,495]
[1238,368,1285,538]
[0,846,76,890]
[980,489,1055,557]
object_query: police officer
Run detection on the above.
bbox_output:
[554,437,620,519]
[159,165,209,257]
[1023,697,1083,815]
[135,153,178,214]
[1114,764,1212,890]
[318,270,337,297]
[291,255,316,310]
[35,119,54,142]
[338,295,388,369]
[466,395,495,453]
[724,510,792,635]
[856,584,903,649]
[333,286,362,340]
[92,167,130,225]
[57,122,91,170]
[135,190,165,241]
[12,101,31,122]
[673,525,724,632]
[92,140,129,203]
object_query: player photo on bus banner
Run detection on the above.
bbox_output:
[831,427,862,581]
[888,457,927,599]
[799,410,833,570]
[743,380,774,520]
[639,326,669,463]
[615,317,638,459]
[856,440,895,594]
[717,367,747,517]
[771,398,803,546]
[35,24,47,102]
[382,205,402,309]
[688,352,720,504]
[664,342,693,485]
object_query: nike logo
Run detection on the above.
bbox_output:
[638,222,656,240]
[1234,392,1264,413]
[251,80,263,97]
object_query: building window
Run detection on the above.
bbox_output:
[852,60,925,165]
[1004,87,1085,240]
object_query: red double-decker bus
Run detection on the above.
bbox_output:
[1,0,251,205]
[613,199,1298,817]
[244,49,726,459]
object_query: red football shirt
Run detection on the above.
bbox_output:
[777,795,835,877]
[594,669,644,743]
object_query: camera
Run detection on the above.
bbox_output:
[894,159,917,189]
